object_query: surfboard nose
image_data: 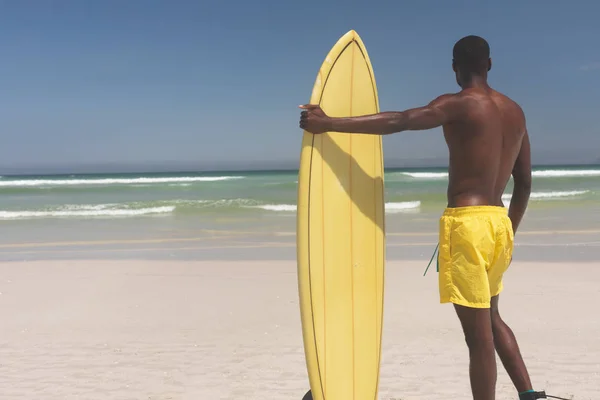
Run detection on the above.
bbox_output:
[345,29,358,39]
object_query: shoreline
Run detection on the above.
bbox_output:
[1,225,599,263]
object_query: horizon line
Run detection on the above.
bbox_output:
[1,161,598,177]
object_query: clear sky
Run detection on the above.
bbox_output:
[1,0,599,173]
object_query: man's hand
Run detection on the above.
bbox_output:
[299,104,331,134]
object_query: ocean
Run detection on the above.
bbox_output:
[1,164,599,262]
[1,165,600,251]
[2,165,599,218]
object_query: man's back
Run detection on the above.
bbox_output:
[443,87,527,208]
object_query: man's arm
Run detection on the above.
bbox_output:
[508,130,532,235]
[330,94,460,134]
[305,93,463,135]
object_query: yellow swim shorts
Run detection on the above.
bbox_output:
[438,206,514,309]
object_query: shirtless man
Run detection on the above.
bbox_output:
[298,35,542,400]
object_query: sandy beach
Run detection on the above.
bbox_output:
[1,256,598,399]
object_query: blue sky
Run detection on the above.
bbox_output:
[0,1,599,173]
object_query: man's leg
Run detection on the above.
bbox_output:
[455,304,497,400]
[490,295,533,393]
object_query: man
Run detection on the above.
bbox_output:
[298,35,542,400]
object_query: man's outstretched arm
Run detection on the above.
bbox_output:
[508,130,532,235]
[299,94,462,135]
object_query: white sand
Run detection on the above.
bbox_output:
[0,259,598,399]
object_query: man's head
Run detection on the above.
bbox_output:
[452,35,491,87]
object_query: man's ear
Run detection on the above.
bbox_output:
[488,58,492,71]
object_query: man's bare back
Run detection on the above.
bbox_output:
[443,87,528,209]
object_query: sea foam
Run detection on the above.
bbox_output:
[0,206,174,219]
[0,176,244,187]
[502,190,589,201]
[400,169,600,180]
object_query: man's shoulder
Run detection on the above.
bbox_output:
[491,90,526,121]
[429,92,468,110]
[489,89,524,109]
[435,91,484,116]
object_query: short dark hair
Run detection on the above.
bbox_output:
[452,35,490,71]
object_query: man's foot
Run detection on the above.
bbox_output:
[519,390,571,400]
[519,391,547,400]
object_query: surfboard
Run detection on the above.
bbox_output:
[296,30,385,400]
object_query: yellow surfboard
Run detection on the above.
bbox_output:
[296,30,385,400]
